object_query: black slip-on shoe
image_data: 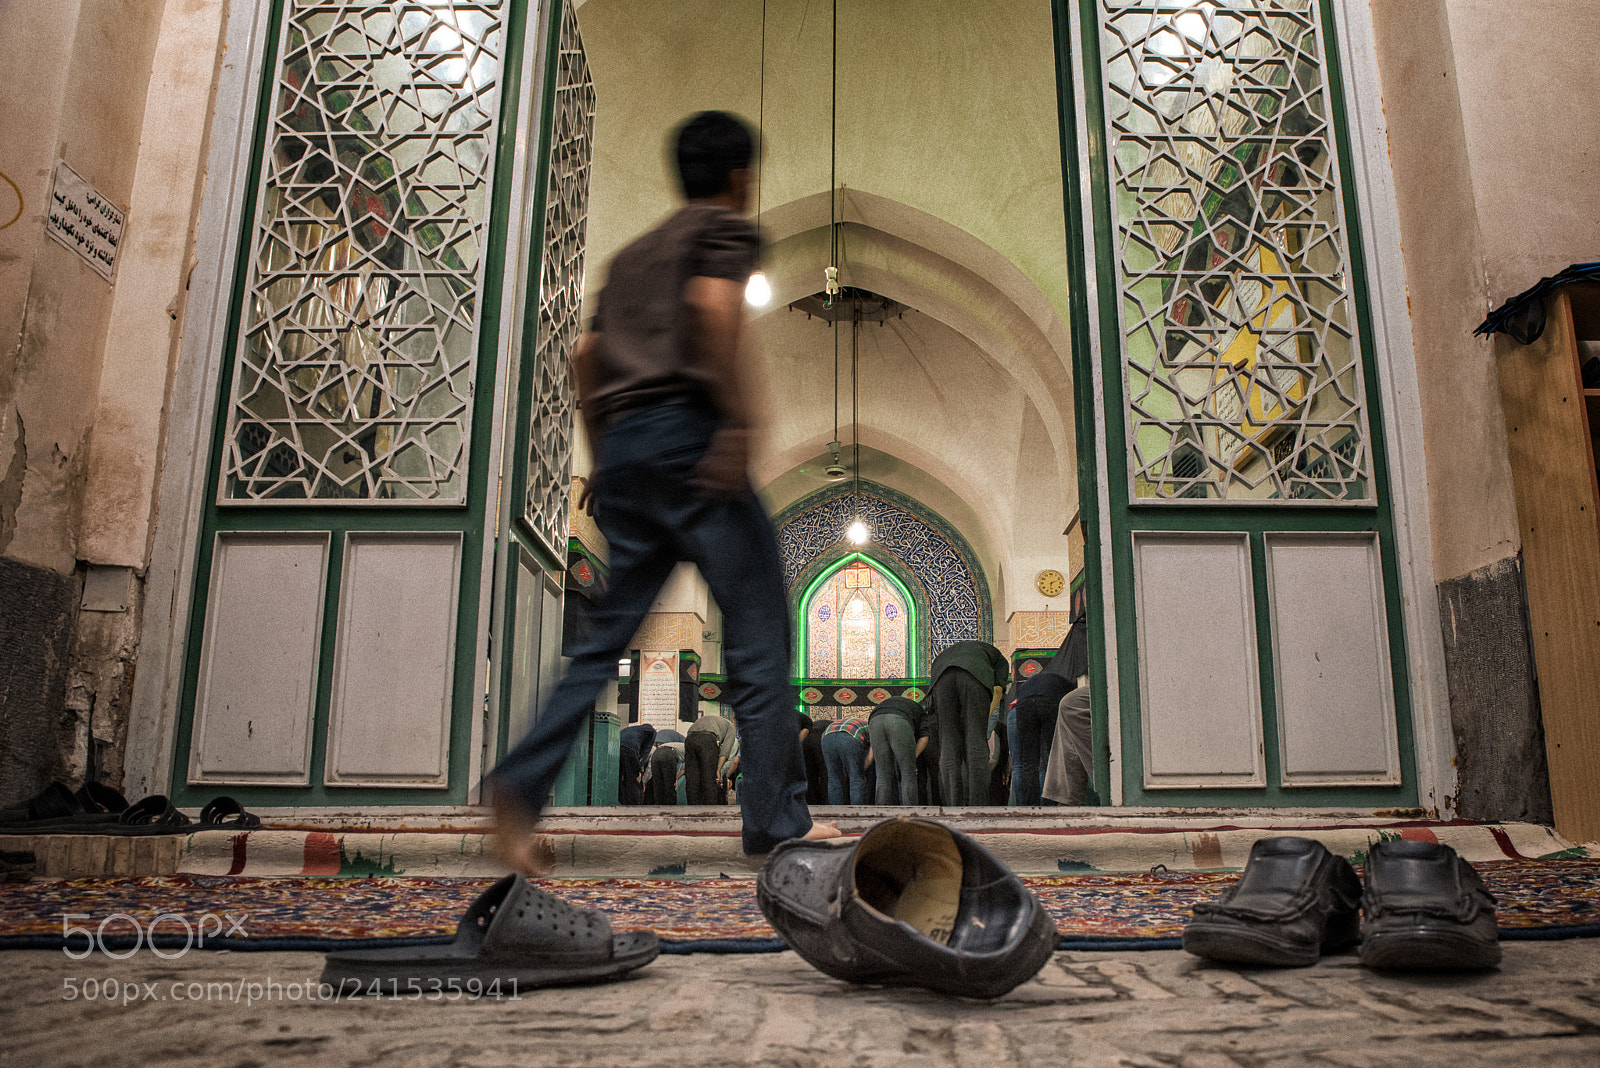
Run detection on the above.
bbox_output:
[756,817,1058,998]
[1359,840,1501,970]
[1182,836,1362,967]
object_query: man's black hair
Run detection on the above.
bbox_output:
[674,110,756,199]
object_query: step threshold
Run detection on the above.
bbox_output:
[4,816,1582,880]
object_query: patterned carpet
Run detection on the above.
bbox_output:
[3,859,1597,954]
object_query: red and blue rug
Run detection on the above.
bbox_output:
[3,859,1597,954]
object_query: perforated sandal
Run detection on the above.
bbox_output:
[319,874,660,994]
[756,817,1057,998]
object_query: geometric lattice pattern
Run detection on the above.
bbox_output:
[222,3,507,502]
[1098,0,1372,501]
[520,3,593,555]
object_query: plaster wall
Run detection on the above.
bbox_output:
[1373,0,1600,585]
[1447,0,1600,307]
[1,0,161,574]
[0,0,169,803]
[1368,0,1511,586]
[576,0,1068,325]
[79,0,227,569]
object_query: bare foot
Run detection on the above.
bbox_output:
[802,822,843,841]
[488,794,556,877]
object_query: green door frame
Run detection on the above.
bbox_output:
[1051,0,1419,808]
[168,0,538,807]
[490,0,585,776]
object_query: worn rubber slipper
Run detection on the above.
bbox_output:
[199,796,261,829]
[0,784,176,836]
[319,874,660,994]
[756,816,1058,998]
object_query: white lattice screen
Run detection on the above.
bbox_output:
[222,2,508,503]
[521,3,593,555]
[1096,0,1372,502]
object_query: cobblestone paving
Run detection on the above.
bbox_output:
[2,942,1598,1066]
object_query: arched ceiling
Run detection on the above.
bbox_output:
[574,0,1079,617]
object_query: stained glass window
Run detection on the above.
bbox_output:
[802,559,910,679]
[1096,0,1373,502]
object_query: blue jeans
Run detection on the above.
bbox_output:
[868,714,918,805]
[822,731,869,805]
[487,403,812,854]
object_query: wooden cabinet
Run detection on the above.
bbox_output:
[1494,285,1600,844]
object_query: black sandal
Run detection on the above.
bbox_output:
[115,795,195,835]
[199,796,261,829]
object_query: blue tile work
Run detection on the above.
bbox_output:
[774,482,991,654]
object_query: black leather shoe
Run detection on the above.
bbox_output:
[1182,837,1361,966]
[1359,840,1501,970]
[756,817,1057,998]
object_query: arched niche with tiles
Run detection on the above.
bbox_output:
[775,482,992,667]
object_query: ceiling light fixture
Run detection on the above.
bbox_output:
[847,295,870,545]
[746,0,771,307]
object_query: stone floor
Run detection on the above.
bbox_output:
[3,940,1598,1066]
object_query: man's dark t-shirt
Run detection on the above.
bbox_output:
[587,203,760,424]
[930,640,1011,691]
[869,696,928,739]
[1012,671,1071,708]
[1045,618,1088,683]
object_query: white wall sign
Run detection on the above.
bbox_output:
[47,160,124,282]
[637,650,680,732]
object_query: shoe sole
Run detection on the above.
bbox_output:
[319,933,661,994]
[1360,925,1501,970]
[1181,921,1320,967]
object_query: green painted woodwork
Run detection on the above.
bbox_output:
[589,709,621,805]
[551,708,591,805]
[168,0,536,807]
[1056,0,1419,808]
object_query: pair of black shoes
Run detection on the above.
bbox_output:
[1183,836,1501,970]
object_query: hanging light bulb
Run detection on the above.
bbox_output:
[846,519,870,545]
[745,270,771,307]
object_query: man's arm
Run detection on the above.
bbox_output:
[717,717,738,767]
[570,330,606,513]
[684,275,758,495]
